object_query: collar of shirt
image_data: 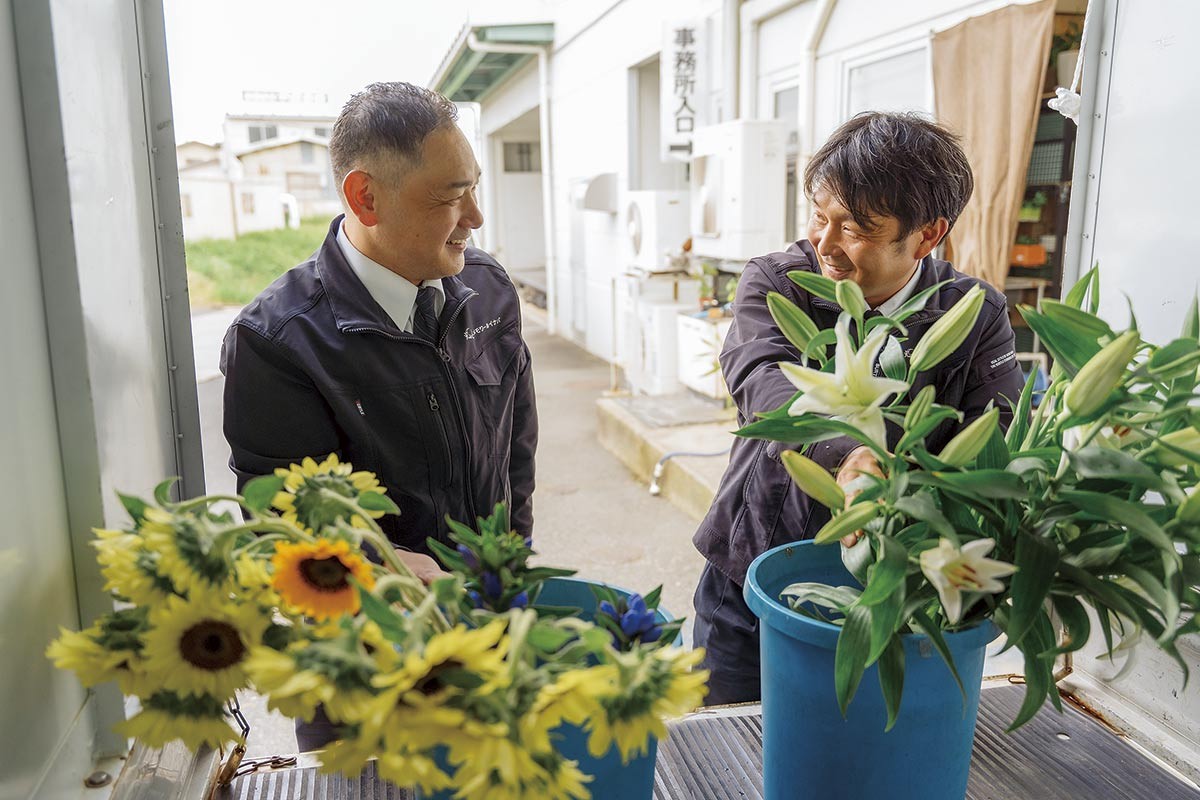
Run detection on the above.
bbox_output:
[336,221,444,334]
[871,263,923,317]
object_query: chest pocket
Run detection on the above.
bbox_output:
[462,325,524,457]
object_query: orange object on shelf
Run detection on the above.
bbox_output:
[1011,243,1047,267]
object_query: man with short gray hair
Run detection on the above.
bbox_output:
[222,81,538,602]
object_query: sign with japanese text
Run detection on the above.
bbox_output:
[661,20,706,161]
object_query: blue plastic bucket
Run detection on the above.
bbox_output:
[417,577,666,799]
[744,541,998,800]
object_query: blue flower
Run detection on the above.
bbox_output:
[640,625,664,643]
[598,600,619,621]
[510,591,529,609]
[467,590,483,609]
[628,594,648,615]
[456,544,480,571]
[481,571,502,599]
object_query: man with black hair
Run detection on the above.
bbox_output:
[692,111,1024,705]
[221,82,537,602]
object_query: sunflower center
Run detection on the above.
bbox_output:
[415,659,464,696]
[180,621,245,671]
[300,555,352,592]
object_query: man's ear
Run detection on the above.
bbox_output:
[342,170,378,226]
[912,218,950,260]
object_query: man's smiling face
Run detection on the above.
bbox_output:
[368,125,483,283]
[806,186,927,308]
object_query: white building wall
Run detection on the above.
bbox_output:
[545,0,722,345]
[179,175,236,240]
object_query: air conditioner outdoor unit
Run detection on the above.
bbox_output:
[617,274,700,396]
[690,119,787,263]
[622,190,691,271]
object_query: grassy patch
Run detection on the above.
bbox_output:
[185,217,331,308]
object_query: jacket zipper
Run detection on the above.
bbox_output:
[427,391,454,487]
[344,288,481,522]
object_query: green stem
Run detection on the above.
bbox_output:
[174,494,253,513]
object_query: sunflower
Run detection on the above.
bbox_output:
[586,647,708,762]
[141,590,266,700]
[247,620,393,724]
[115,691,238,750]
[272,454,385,533]
[271,538,375,620]
[244,646,329,722]
[92,528,174,605]
[520,666,616,752]
[450,735,550,798]
[140,507,234,595]
[234,554,278,608]
[47,626,131,688]
[373,620,509,705]
[375,746,455,795]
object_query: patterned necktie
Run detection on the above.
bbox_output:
[411,285,441,344]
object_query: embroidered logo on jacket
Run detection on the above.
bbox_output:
[465,317,502,340]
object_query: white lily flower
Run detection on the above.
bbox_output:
[780,315,909,450]
[919,538,1018,624]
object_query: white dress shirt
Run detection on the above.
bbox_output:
[336,222,445,333]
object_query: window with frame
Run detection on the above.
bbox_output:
[241,192,255,214]
[313,127,330,138]
[502,142,540,173]
[846,48,930,118]
[247,124,278,144]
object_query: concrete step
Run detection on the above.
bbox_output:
[595,394,736,522]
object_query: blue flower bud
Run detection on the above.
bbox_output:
[510,591,529,609]
[621,610,651,637]
[456,544,479,570]
[467,590,483,609]
[640,625,663,643]
[481,571,502,599]
[523,536,533,549]
[598,600,618,620]
[628,594,647,615]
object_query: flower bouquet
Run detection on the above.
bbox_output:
[48,456,708,798]
[743,266,1200,730]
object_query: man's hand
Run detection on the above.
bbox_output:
[837,446,883,548]
[395,549,450,584]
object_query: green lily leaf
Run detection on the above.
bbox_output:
[787,270,839,303]
[857,535,908,607]
[1017,306,1101,375]
[1066,446,1164,490]
[926,470,1029,500]
[1006,532,1059,649]
[878,635,906,732]
[834,605,872,718]
[1040,299,1115,343]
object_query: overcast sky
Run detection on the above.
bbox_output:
[163,0,470,143]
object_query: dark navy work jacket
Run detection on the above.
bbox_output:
[221,216,537,552]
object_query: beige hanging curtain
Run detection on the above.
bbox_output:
[932,0,1056,291]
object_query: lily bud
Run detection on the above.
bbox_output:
[904,385,937,431]
[1176,490,1200,524]
[937,407,1000,467]
[835,280,867,322]
[814,503,880,545]
[767,292,820,353]
[1150,426,1200,467]
[909,285,985,372]
[1064,330,1140,417]
[781,450,845,511]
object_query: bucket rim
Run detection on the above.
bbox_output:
[744,541,999,651]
